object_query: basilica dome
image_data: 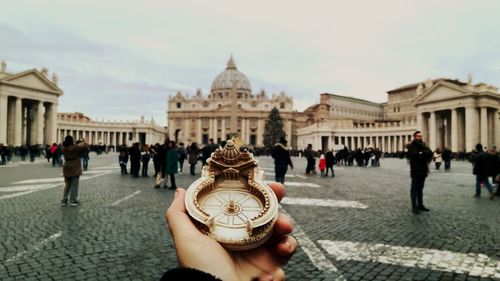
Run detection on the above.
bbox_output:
[211,56,252,92]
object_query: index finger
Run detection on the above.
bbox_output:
[267,182,285,202]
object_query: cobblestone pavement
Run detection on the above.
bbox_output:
[1,154,499,281]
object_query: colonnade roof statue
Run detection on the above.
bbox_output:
[0,62,62,96]
[0,60,63,146]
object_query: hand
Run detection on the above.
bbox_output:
[166,182,297,281]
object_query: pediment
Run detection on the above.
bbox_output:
[415,81,472,104]
[1,70,62,95]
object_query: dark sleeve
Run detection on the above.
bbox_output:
[160,267,222,281]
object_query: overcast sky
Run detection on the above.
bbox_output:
[1,0,499,126]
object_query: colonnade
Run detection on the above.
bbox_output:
[0,94,57,146]
[57,129,144,147]
[180,117,292,146]
[417,106,499,152]
[331,134,413,153]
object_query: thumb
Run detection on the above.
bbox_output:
[166,188,199,240]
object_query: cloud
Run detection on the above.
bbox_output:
[1,0,499,124]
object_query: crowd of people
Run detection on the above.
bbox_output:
[116,138,220,189]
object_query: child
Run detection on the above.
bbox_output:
[318,154,326,176]
[119,151,127,175]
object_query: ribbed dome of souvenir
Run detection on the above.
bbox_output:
[211,55,252,92]
[221,140,241,160]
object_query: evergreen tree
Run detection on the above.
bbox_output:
[263,107,286,148]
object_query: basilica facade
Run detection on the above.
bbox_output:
[167,56,294,146]
[169,57,500,153]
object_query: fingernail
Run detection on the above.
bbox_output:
[174,188,179,199]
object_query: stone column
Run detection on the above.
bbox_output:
[287,120,292,146]
[0,94,7,144]
[50,103,58,144]
[36,101,45,144]
[416,112,423,132]
[14,97,23,146]
[480,107,488,147]
[183,119,190,143]
[213,118,218,141]
[494,109,500,147]
[381,136,385,153]
[428,111,436,151]
[450,108,458,152]
[221,118,226,141]
[257,119,264,146]
[196,119,202,144]
[465,106,479,152]
[375,136,379,150]
[241,119,247,144]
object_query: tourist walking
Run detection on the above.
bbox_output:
[187,142,200,176]
[119,150,127,175]
[119,143,129,175]
[165,141,179,189]
[177,142,187,174]
[472,143,495,199]
[433,148,442,170]
[304,144,315,175]
[325,149,335,177]
[318,154,326,176]
[406,131,433,214]
[81,145,89,171]
[61,136,88,207]
[442,148,452,170]
[129,142,141,178]
[141,144,151,177]
[271,137,294,184]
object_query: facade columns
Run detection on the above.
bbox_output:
[36,101,45,145]
[196,119,202,144]
[480,107,488,146]
[450,108,458,152]
[465,106,479,152]
[50,103,58,144]
[213,118,218,141]
[221,118,226,141]
[0,94,7,144]
[257,119,264,146]
[14,97,23,146]
[416,112,423,132]
[287,120,292,146]
[428,111,436,151]
[381,136,385,153]
[494,109,500,147]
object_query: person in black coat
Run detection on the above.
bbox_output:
[406,131,433,214]
[442,148,452,170]
[271,137,294,184]
[304,144,315,175]
[472,143,495,199]
[129,142,141,178]
[325,149,335,177]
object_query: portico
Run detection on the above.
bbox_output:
[415,80,499,152]
[0,63,62,146]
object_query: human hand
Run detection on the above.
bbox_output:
[166,182,297,281]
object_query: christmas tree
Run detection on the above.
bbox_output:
[263,107,286,148]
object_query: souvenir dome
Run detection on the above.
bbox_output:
[211,55,252,92]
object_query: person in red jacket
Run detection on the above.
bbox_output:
[318,154,326,176]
